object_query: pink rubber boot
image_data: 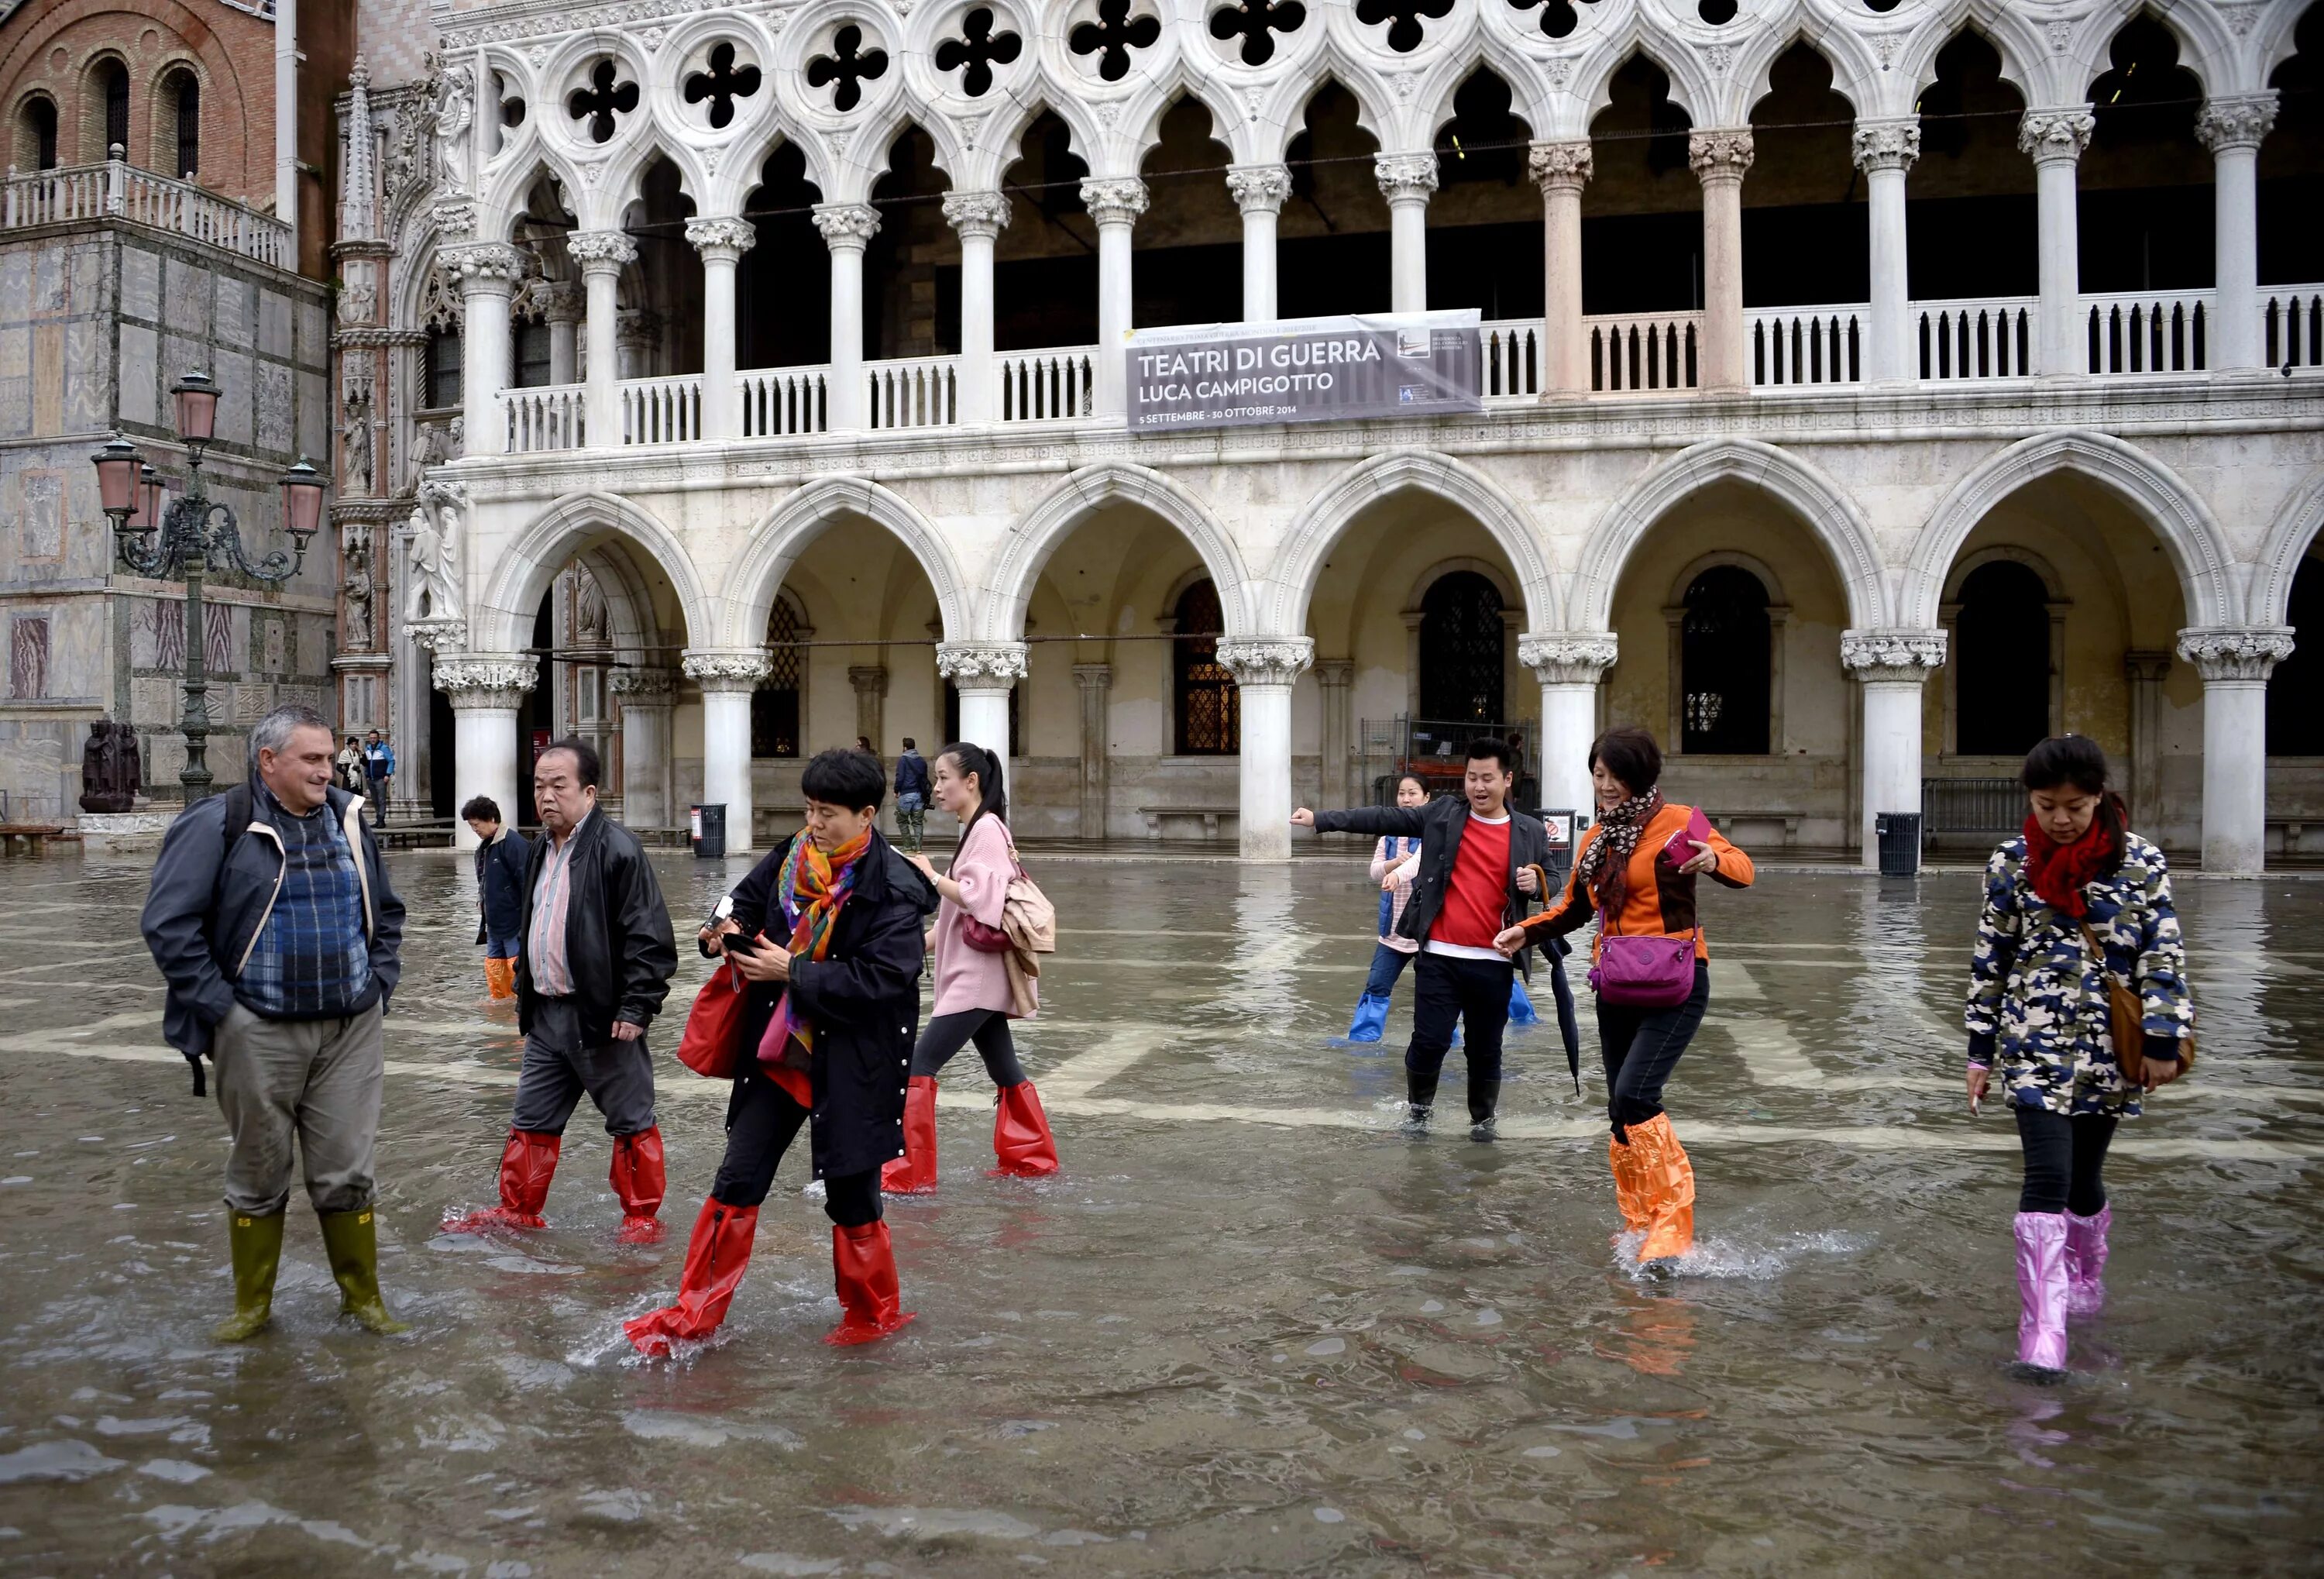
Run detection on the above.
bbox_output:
[2013,1212,2070,1374]
[2064,1204,2112,1319]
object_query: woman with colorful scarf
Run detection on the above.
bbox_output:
[627,748,938,1355]
[1965,735,2192,1376]
[1497,725,1752,1265]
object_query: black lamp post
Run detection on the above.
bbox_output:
[95,371,326,803]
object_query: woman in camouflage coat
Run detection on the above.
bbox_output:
[1965,736,2194,1376]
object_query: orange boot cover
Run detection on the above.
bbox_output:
[483,956,517,1000]
[442,1129,560,1232]
[990,1081,1061,1178]
[826,1220,917,1346]
[1608,1134,1652,1240]
[881,1077,940,1194]
[624,1199,760,1357]
[1629,1113,1696,1264]
[611,1127,667,1244]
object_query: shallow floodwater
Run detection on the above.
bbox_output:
[0,846,2318,1575]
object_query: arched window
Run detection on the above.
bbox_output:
[1953,560,2051,755]
[1680,566,1772,754]
[100,61,129,155]
[751,594,803,758]
[2268,555,2323,755]
[1418,570,1506,725]
[1173,578,1237,755]
[165,71,198,178]
[424,329,463,410]
[19,98,59,170]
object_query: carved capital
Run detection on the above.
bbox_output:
[1079,177,1149,227]
[847,664,890,697]
[566,229,638,273]
[407,616,468,655]
[941,189,1012,239]
[1312,658,1355,690]
[1072,662,1114,692]
[435,653,538,709]
[682,649,775,691]
[607,666,678,702]
[1373,152,1438,202]
[1527,139,1593,194]
[2018,107,2095,163]
[685,216,758,260]
[1851,116,1920,174]
[1216,638,1314,688]
[936,642,1030,686]
[438,242,527,293]
[535,279,584,323]
[812,202,882,249]
[1518,632,1618,686]
[429,194,479,244]
[1688,129,1755,183]
[2176,626,2295,682]
[1841,628,1948,683]
[1226,163,1292,215]
[2195,93,2278,154]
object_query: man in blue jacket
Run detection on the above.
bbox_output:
[462,794,531,1000]
[140,704,407,1341]
[362,730,395,824]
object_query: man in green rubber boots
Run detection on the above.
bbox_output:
[142,703,409,1340]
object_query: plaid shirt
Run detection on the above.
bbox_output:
[238,783,373,1020]
[527,810,590,996]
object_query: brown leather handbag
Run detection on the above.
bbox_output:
[2078,919,2196,1084]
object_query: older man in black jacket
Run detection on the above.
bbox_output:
[445,738,677,1242]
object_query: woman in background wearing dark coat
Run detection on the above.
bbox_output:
[627,748,937,1354]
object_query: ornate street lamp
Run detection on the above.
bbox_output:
[93,372,324,803]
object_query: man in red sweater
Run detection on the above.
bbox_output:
[1294,738,1548,1137]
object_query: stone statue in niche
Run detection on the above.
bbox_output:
[574,565,608,647]
[342,383,373,495]
[405,483,464,622]
[428,58,475,188]
[342,528,374,651]
[79,717,143,814]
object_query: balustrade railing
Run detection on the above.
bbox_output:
[2,160,291,268]
[740,366,830,436]
[2085,289,2212,375]
[2265,290,2324,371]
[1916,297,2035,381]
[1751,306,1862,387]
[867,356,960,428]
[1587,311,1701,393]
[622,374,700,445]
[1479,320,1542,398]
[502,384,585,453]
[999,348,1095,421]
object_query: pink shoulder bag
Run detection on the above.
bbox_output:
[1587,906,1699,1007]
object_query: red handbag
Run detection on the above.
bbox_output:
[675,958,751,1078]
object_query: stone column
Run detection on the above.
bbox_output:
[944,191,1009,421]
[687,217,756,439]
[849,665,889,753]
[441,242,524,456]
[2177,628,2296,875]
[1314,658,1354,810]
[1219,638,1315,862]
[2197,95,2278,372]
[684,650,772,854]
[1690,130,1755,392]
[539,280,583,386]
[1841,630,1946,868]
[813,203,881,429]
[1520,634,1618,820]
[1081,178,1148,415]
[1375,154,1438,314]
[2122,650,2172,829]
[436,653,537,852]
[609,666,677,830]
[1853,116,1920,383]
[2019,108,2095,377]
[937,642,1028,791]
[1073,662,1112,838]
[566,229,637,446]
[1226,164,1291,323]
[1528,140,1593,395]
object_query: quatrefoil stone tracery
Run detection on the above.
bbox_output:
[1209,0,1305,67]
[935,8,1022,98]
[806,25,890,113]
[567,59,638,145]
[1069,0,1161,82]
[683,43,761,129]
[1505,0,1603,41]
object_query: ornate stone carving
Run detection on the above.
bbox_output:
[79,717,143,814]
[535,279,584,324]
[608,666,679,701]
[431,193,480,244]
[426,55,475,189]
[341,57,380,243]
[1080,177,1150,226]
[1226,163,1291,214]
[438,242,527,292]
[341,524,375,652]
[2195,94,2278,154]
[1215,638,1315,687]
[2175,627,2295,682]
[1841,628,1948,683]
[404,479,467,623]
[408,617,468,655]
[1688,129,1755,182]
[1527,140,1593,194]
[2017,107,2096,163]
[1373,153,1438,201]
[566,229,639,273]
[685,216,758,259]
[811,202,882,248]
[1851,116,1920,174]
[682,650,775,690]
[935,642,1030,685]
[435,655,538,709]
[1518,633,1618,685]
[340,380,374,495]
[941,189,1011,238]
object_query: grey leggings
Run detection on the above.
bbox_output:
[910,1008,1026,1086]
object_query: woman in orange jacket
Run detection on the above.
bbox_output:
[1496,725,1752,1264]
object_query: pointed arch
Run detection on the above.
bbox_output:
[1902,11,2047,108]
[1574,36,1717,129]
[471,490,713,656]
[984,463,1253,642]
[1899,429,2239,631]
[2254,466,2324,630]
[1733,24,1879,125]
[1257,62,1398,164]
[1574,439,1886,632]
[724,476,971,650]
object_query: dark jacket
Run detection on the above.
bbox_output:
[142,783,405,1060]
[473,824,531,943]
[514,810,678,1048]
[893,750,930,800]
[1315,799,1552,975]
[727,830,939,1179]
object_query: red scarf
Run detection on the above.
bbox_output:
[2021,811,2117,918]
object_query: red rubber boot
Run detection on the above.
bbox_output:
[610,1127,666,1244]
[826,1220,916,1346]
[624,1199,760,1357]
[881,1077,940,1195]
[442,1129,560,1231]
[990,1081,1060,1177]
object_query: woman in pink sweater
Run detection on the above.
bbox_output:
[880,742,1059,1193]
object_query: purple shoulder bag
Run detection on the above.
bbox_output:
[1587,906,1700,1007]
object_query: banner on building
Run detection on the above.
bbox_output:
[1126,310,1483,432]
